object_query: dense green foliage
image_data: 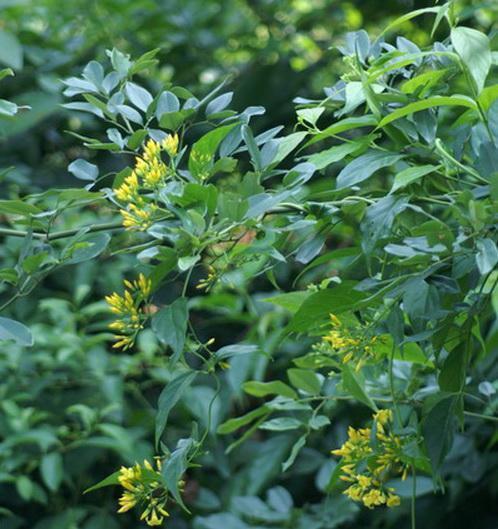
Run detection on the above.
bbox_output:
[1,1,498,529]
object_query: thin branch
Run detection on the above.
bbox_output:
[0,220,124,241]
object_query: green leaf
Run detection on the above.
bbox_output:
[155,371,197,446]
[263,291,311,313]
[379,6,443,37]
[0,30,23,70]
[287,368,321,395]
[206,92,233,116]
[438,343,466,392]
[162,438,194,510]
[189,124,237,179]
[451,27,491,94]
[215,344,259,361]
[84,471,120,494]
[260,417,302,431]
[423,394,459,473]
[0,67,14,82]
[297,107,324,126]
[274,131,308,163]
[151,297,189,362]
[68,158,98,182]
[378,96,477,128]
[65,233,111,264]
[336,150,403,189]
[0,317,33,346]
[361,195,409,254]
[0,200,42,216]
[390,164,438,193]
[127,129,148,150]
[243,381,298,400]
[386,476,434,498]
[476,238,498,275]
[282,434,307,472]
[159,108,195,130]
[125,82,153,111]
[241,124,262,171]
[288,281,365,332]
[217,406,269,434]
[306,115,377,147]
[0,98,18,117]
[342,365,377,410]
[40,452,63,492]
[156,90,180,116]
[305,140,367,170]
[22,251,49,274]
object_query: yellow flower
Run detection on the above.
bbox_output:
[118,491,137,513]
[318,317,379,370]
[143,139,162,161]
[387,494,401,507]
[357,474,372,489]
[120,203,156,231]
[331,409,411,510]
[116,460,171,526]
[105,275,152,350]
[115,172,140,202]
[374,409,393,427]
[362,488,386,508]
[162,133,179,157]
[329,313,341,326]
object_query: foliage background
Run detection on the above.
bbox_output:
[1,1,498,528]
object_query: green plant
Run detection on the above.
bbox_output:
[1,2,498,529]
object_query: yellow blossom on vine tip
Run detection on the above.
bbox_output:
[120,204,155,231]
[329,313,341,326]
[106,275,151,350]
[115,172,140,202]
[162,133,179,157]
[143,139,162,161]
[318,315,379,370]
[117,491,137,513]
[374,409,393,426]
[117,460,172,527]
[332,410,406,510]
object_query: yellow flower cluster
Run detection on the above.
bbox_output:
[117,459,170,526]
[114,135,178,230]
[105,273,152,350]
[196,265,217,291]
[331,409,408,509]
[319,313,378,370]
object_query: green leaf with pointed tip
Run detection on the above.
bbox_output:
[378,96,476,128]
[84,471,120,494]
[342,365,377,410]
[151,297,189,362]
[155,371,197,447]
[0,317,33,346]
[243,381,298,400]
[451,27,491,94]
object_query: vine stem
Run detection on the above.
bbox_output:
[190,373,221,461]
[0,203,305,243]
[411,464,417,529]
[0,220,124,241]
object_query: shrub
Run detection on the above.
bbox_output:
[1,3,497,529]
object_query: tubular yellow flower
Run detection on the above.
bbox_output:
[143,139,162,161]
[331,409,410,510]
[162,133,179,157]
[118,491,137,513]
[105,274,152,351]
[317,316,380,370]
[115,172,140,202]
[115,459,174,527]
